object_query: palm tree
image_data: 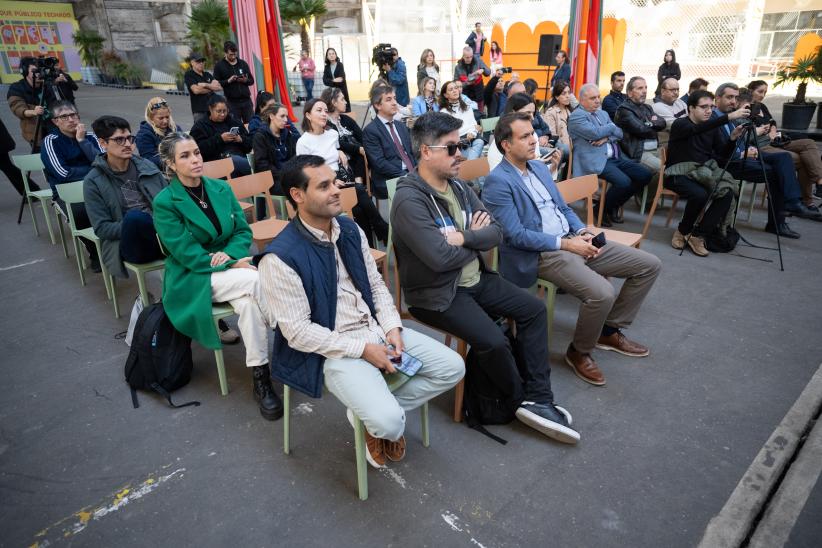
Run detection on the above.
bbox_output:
[774,51,822,105]
[185,0,231,65]
[72,29,105,68]
[279,0,327,55]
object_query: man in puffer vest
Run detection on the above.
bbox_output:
[256,154,464,469]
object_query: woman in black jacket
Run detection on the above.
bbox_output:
[320,87,366,182]
[322,48,351,112]
[251,102,298,194]
[189,95,252,177]
[655,49,681,99]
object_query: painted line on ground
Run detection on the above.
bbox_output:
[0,258,44,272]
[30,467,186,547]
[697,363,822,548]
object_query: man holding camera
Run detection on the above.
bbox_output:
[382,48,410,107]
[7,57,59,149]
[213,41,255,123]
[712,83,820,238]
[484,112,661,387]
[454,46,491,113]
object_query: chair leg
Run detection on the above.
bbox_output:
[72,237,86,287]
[452,379,465,423]
[26,195,40,237]
[40,198,56,244]
[213,348,229,396]
[597,179,607,227]
[639,185,648,215]
[748,183,758,222]
[420,402,430,448]
[136,270,151,307]
[353,414,368,501]
[641,183,665,239]
[57,215,69,258]
[109,274,120,318]
[95,241,112,301]
[283,385,291,455]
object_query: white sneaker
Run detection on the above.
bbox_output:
[219,327,240,344]
[515,402,580,444]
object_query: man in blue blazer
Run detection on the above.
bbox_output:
[568,83,653,226]
[363,85,416,199]
[484,112,661,387]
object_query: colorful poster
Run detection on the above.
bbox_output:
[0,1,80,84]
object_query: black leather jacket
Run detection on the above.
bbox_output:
[614,99,666,161]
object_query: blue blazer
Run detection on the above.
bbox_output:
[362,116,415,199]
[411,95,440,116]
[567,108,623,177]
[483,158,585,288]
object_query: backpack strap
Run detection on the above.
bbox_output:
[464,410,508,445]
[150,382,201,409]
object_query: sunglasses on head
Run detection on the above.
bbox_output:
[150,100,169,110]
[427,140,470,156]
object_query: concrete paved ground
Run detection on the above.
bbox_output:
[1,85,820,547]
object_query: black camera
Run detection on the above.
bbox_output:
[372,43,394,69]
[33,56,60,80]
[501,67,513,74]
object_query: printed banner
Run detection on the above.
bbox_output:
[0,1,80,84]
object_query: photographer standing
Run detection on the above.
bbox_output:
[383,48,410,107]
[6,57,58,149]
[213,41,255,124]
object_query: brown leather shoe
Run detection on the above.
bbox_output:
[596,331,650,357]
[565,344,606,386]
[364,431,386,468]
[383,435,406,462]
[671,230,686,250]
[686,235,709,257]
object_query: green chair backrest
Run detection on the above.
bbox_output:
[480,116,499,133]
[55,180,85,228]
[11,153,45,173]
[385,177,400,265]
[246,151,255,173]
[386,177,399,203]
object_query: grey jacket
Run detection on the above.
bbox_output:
[83,154,167,278]
[389,171,502,311]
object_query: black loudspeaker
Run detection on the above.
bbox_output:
[537,35,563,67]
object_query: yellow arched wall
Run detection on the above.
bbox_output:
[483,18,625,100]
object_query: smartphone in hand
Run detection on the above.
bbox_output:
[229,126,240,135]
[591,231,607,249]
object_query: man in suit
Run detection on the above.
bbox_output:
[568,83,653,227]
[484,112,661,387]
[363,85,416,199]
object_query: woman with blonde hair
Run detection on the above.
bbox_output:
[135,97,183,169]
[153,131,282,420]
[416,48,440,91]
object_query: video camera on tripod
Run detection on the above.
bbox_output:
[737,102,762,129]
[32,56,61,83]
[372,43,394,77]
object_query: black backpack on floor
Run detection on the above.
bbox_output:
[463,328,524,445]
[124,303,200,409]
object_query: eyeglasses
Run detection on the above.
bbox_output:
[106,135,136,146]
[53,112,79,121]
[150,100,169,110]
[665,88,680,92]
[427,141,470,156]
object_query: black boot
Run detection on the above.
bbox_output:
[252,365,284,421]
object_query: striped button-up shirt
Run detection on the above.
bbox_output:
[259,218,402,360]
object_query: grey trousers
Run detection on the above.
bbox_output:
[323,328,465,441]
[537,242,661,354]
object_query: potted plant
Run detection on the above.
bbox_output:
[773,47,821,130]
[100,50,123,85]
[175,60,190,92]
[72,28,105,84]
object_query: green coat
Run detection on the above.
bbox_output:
[152,176,252,349]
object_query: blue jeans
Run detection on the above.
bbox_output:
[120,209,163,264]
[599,156,653,212]
[728,150,799,225]
[230,154,252,178]
[302,77,314,99]
[464,138,485,160]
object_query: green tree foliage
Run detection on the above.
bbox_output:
[72,29,105,67]
[774,49,822,105]
[279,0,327,55]
[186,0,231,66]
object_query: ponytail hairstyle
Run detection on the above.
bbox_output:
[158,131,197,178]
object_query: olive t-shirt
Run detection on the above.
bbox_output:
[436,184,480,287]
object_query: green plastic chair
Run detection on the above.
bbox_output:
[55,180,119,318]
[246,151,255,174]
[490,248,556,341]
[12,153,60,245]
[124,260,166,307]
[480,116,499,133]
[282,374,429,501]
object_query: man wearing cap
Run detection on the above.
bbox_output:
[184,53,222,123]
[213,41,255,124]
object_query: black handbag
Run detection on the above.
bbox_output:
[336,164,355,183]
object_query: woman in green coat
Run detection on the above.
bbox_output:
[153,132,282,421]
